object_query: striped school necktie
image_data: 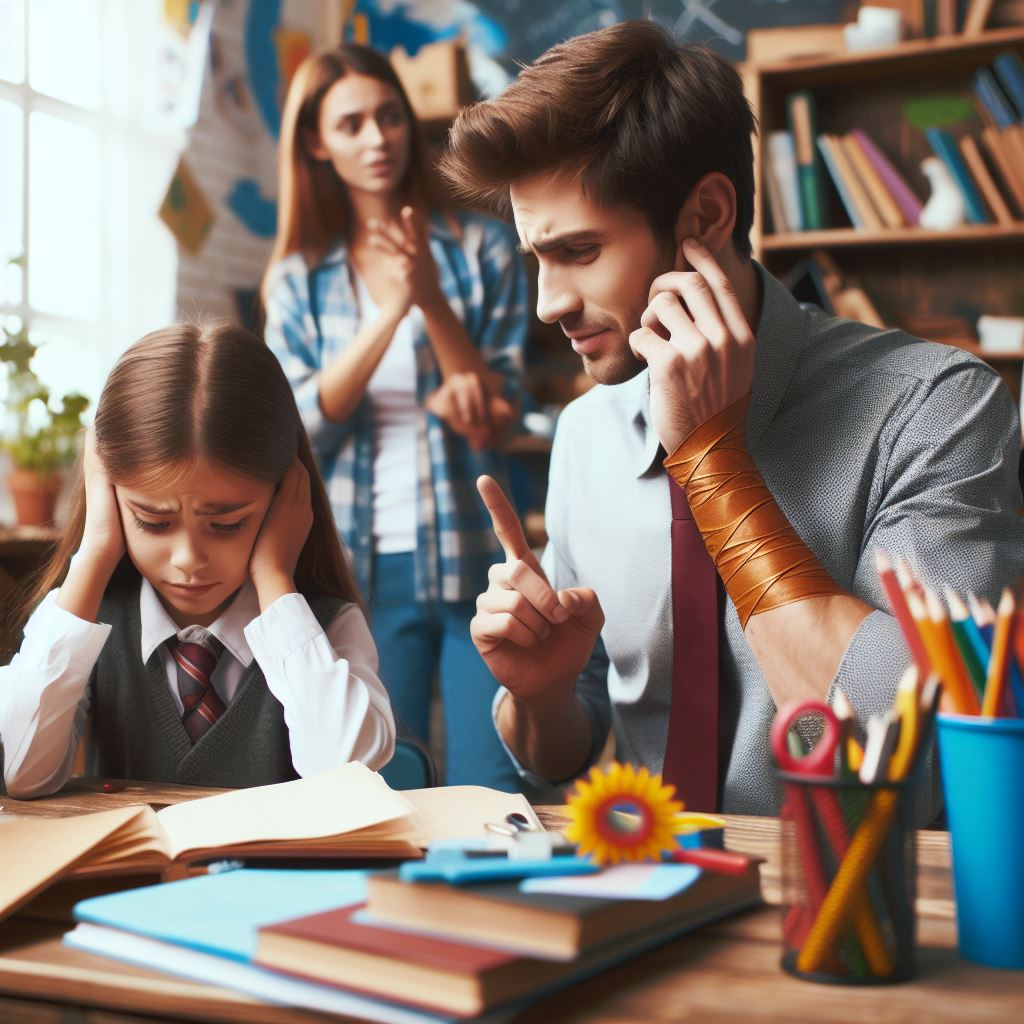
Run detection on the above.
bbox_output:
[168,626,226,744]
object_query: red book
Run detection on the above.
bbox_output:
[258,903,533,1016]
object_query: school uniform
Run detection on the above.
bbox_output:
[0,575,395,797]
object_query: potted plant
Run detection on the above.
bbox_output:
[1,321,89,527]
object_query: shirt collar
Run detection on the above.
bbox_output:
[318,209,461,269]
[628,261,805,477]
[139,578,256,668]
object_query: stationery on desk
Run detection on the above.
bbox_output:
[35,755,765,1021]
[771,664,940,982]
[0,762,540,924]
[60,825,761,1019]
[878,550,1024,719]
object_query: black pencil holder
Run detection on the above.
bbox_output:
[775,771,917,985]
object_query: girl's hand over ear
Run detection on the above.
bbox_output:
[80,425,125,573]
[249,458,313,612]
[58,426,125,622]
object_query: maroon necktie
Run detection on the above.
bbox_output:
[662,475,720,811]
[169,627,226,744]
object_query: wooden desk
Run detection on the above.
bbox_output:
[1,780,1022,1022]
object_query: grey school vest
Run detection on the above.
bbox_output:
[87,579,345,788]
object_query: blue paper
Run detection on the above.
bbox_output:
[73,869,368,962]
[400,854,597,885]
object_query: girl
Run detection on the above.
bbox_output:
[262,45,528,791]
[0,322,395,798]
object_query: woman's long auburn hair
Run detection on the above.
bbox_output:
[18,322,360,628]
[261,43,442,301]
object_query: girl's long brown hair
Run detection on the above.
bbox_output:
[261,43,442,301]
[18,322,360,629]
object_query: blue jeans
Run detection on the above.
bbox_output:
[369,552,523,792]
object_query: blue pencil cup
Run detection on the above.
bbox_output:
[936,713,1024,970]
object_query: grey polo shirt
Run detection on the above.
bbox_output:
[498,264,1024,817]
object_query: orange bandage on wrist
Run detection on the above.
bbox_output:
[664,393,843,629]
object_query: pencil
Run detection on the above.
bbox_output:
[981,588,1015,718]
[875,551,931,679]
[905,590,953,712]
[923,587,980,716]
[945,589,988,698]
[968,592,996,630]
[832,689,864,775]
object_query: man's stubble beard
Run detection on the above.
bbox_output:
[580,245,674,386]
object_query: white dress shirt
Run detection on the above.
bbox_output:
[0,579,396,798]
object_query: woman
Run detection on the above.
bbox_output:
[262,44,528,791]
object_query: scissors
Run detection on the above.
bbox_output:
[770,701,845,952]
[771,701,886,976]
[770,699,842,779]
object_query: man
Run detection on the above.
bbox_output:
[439,21,1023,814]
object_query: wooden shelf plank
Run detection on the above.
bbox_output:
[752,26,1024,78]
[761,224,1024,251]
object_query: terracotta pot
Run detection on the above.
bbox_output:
[6,468,62,527]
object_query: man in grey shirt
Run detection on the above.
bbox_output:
[439,21,1024,814]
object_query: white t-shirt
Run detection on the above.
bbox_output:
[356,274,418,554]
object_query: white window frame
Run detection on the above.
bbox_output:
[0,0,178,405]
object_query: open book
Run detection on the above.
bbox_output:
[1,762,541,923]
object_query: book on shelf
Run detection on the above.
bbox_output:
[980,125,1024,214]
[973,66,1019,127]
[364,859,762,961]
[819,134,883,229]
[841,131,908,228]
[0,763,540,924]
[992,51,1024,117]
[847,129,923,226]
[963,0,998,34]
[925,127,991,223]
[765,130,802,232]
[816,135,864,229]
[786,91,829,230]
[958,134,1016,224]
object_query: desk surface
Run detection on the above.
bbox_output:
[1,779,1022,1023]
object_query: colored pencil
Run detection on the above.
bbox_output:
[875,551,931,678]
[981,588,1015,718]
[924,587,980,715]
[832,689,864,775]
[945,589,988,697]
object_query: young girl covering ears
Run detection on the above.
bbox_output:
[0,322,395,798]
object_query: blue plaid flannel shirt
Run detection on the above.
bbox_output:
[264,210,528,604]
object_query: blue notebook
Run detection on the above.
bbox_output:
[72,868,369,961]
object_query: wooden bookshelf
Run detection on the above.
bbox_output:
[762,224,1024,250]
[746,28,1024,408]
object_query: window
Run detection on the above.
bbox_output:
[0,0,177,413]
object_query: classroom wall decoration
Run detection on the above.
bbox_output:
[349,0,855,78]
[166,0,326,322]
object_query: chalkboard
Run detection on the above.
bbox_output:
[353,1,856,82]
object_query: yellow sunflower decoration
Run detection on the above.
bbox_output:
[565,762,684,866]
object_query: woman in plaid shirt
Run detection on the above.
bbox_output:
[262,44,529,791]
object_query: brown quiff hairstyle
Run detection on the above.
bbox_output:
[19,322,360,627]
[440,20,757,257]
[261,43,442,300]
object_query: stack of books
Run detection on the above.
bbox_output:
[47,800,763,1020]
